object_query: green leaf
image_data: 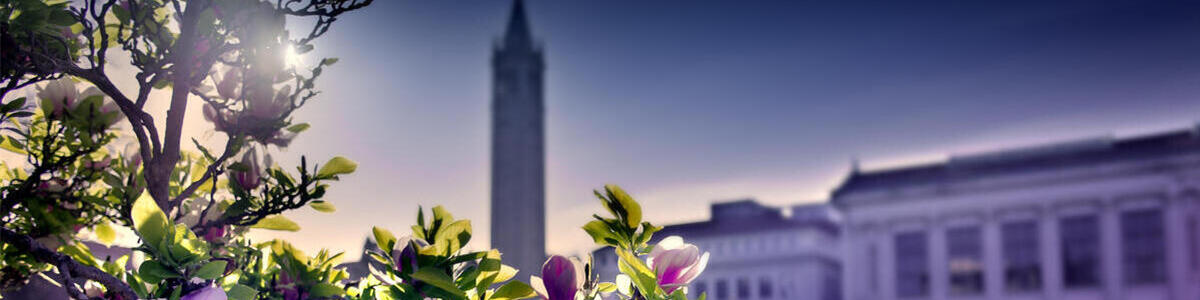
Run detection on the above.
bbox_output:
[58,243,98,269]
[0,136,27,155]
[317,156,357,178]
[615,249,662,297]
[605,184,642,228]
[490,281,536,300]
[475,250,503,289]
[132,194,170,250]
[251,215,300,231]
[596,282,617,293]
[193,260,227,279]
[94,222,116,245]
[320,58,339,66]
[138,260,179,283]
[373,226,397,253]
[226,284,257,300]
[286,123,310,133]
[309,282,345,298]
[582,220,615,246]
[310,201,336,213]
[433,220,471,256]
[2,97,25,113]
[411,268,466,298]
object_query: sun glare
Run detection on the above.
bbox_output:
[285,46,302,69]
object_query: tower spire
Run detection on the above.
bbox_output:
[503,0,534,49]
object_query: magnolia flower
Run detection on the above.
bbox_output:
[231,148,263,190]
[390,236,428,274]
[202,103,235,132]
[263,130,296,148]
[247,85,290,120]
[181,285,227,300]
[97,98,123,126]
[38,78,79,118]
[646,236,709,294]
[203,225,227,243]
[531,255,584,300]
[84,281,104,298]
[120,142,143,171]
[215,68,242,100]
[275,270,307,300]
[39,178,69,193]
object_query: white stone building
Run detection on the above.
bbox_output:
[593,200,842,300]
[833,128,1200,300]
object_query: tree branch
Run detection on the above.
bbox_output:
[0,227,137,300]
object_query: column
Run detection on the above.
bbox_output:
[880,230,896,300]
[982,219,1004,300]
[843,225,866,300]
[929,224,948,300]
[1099,203,1123,300]
[1039,211,1063,299]
[1164,198,1189,300]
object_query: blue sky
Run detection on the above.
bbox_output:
[248,0,1200,259]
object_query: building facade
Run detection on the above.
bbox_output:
[833,128,1200,300]
[593,200,842,300]
[490,0,547,279]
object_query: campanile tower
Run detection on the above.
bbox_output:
[490,0,546,277]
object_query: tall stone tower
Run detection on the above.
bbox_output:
[490,0,545,278]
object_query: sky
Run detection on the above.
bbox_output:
[173,0,1200,260]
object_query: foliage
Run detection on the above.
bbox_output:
[1,0,372,298]
[1,0,711,299]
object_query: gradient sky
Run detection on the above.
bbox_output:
[232,0,1200,260]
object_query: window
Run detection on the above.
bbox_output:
[895,231,929,297]
[947,226,984,295]
[758,277,773,298]
[1002,220,1041,291]
[1122,209,1165,284]
[1060,215,1100,288]
[822,270,841,300]
[716,279,728,300]
[736,278,750,298]
[1190,215,1198,271]
[693,282,708,300]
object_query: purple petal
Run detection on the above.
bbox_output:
[540,256,578,300]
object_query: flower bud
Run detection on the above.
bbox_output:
[181,285,226,300]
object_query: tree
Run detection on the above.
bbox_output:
[1,0,370,298]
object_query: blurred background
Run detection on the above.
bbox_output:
[252,1,1200,299]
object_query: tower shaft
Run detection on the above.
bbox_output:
[490,0,546,278]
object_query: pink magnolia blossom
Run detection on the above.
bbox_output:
[215,68,242,100]
[646,236,709,294]
[203,225,228,243]
[246,85,290,120]
[275,271,308,300]
[202,103,235,132]
[389,236,428,274]
[37,78,79,118]
[531,255,584,300]
[181,285,226,300]
[39,178,69,193]
[231,148,263,190]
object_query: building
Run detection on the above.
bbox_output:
[593,200,842,300]
[490,0,547,279]
[833,127,1200,300]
